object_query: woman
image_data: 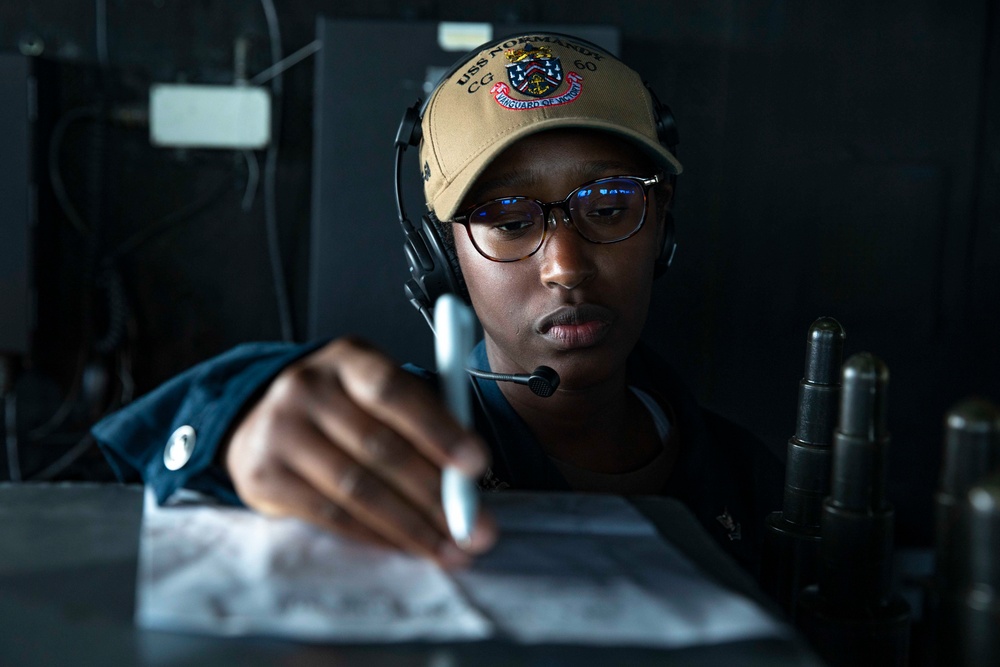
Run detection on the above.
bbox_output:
[94,32,782,576]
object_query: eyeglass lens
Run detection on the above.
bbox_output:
[467,177,647,261]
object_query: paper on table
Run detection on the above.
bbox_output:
[137,488,786,647]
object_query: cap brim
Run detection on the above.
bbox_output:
[430,118,683,221]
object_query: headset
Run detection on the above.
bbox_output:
[394,33,681,330]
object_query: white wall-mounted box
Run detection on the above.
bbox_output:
[150,84,271,149]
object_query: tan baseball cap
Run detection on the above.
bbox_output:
[420,33,684,221]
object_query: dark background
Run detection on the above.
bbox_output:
[0,0,997,549]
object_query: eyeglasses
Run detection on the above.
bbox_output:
[451,175,661,262]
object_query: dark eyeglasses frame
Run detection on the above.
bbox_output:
[450,174,661,263]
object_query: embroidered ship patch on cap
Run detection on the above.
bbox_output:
[506,44,561,97]
[490,43,583,110]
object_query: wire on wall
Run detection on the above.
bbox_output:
[108,173,235,261]
[249,39,321,86]
[259,0,295,343]
[48,106,101,235]
[241,149,260,211]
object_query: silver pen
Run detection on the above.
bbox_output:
[433,294,479,548]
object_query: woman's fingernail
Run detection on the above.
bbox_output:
[437,540,472,568]
[453,439,487,475]
[469,517,498,553]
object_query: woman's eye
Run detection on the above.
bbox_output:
[587,207,627,220]
[491,219,535,233]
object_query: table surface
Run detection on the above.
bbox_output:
[0,482,822,667]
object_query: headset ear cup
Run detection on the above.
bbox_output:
[427,214,469,302]
[653,211,676,279]
[396,101,468,311]
[643,82,679,279]
[419,213,469,303]
[402,220,434,315]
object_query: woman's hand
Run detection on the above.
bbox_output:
[223,337,496,567]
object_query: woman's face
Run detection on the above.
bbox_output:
[452,129,669,391]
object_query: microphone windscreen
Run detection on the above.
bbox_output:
[528,366,560,398]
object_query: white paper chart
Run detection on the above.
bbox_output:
[137,489,785,648]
